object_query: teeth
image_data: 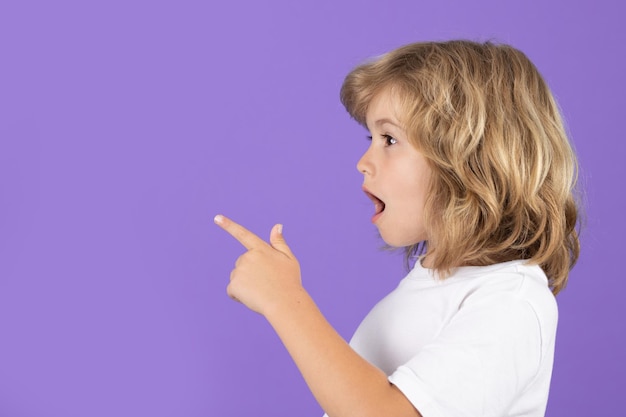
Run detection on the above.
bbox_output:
[364,190,385,214]
[374,200,384,214]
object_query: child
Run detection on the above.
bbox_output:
[214,40,580,417]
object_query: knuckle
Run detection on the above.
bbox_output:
[226,282,241,303]
[226,283,236,298]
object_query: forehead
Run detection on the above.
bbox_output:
[365,87,406,130]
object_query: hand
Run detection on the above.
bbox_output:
[214,214,302,316]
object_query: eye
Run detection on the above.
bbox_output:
[366,135,373,141]
[382,134,397,146]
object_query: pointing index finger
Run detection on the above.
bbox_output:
[214,214,267,250]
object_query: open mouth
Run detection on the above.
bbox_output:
[363,189,385,221]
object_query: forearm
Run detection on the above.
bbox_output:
[212,216,418,416]
[264,289,420,417]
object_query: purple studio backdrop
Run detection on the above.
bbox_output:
[1,0,624,416]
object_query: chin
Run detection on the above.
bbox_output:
[379,233,417,248]
[378,228,426,248]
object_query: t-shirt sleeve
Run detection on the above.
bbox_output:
[388,292,547,417]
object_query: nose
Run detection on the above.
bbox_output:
[356,146,373,176]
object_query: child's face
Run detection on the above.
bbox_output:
[358,88,432,248]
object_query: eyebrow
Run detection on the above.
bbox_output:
[373,118,403,129]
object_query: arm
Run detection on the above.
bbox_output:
[266,286,419,417]
[214,215,420,417]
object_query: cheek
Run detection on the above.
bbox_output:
[400,185,429,238]
[403,179,429,212]
[386,198,428,245]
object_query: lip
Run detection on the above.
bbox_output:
[362,186,385,223]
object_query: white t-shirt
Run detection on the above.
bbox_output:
[323,259,557,417]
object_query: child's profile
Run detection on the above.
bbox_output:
[214,40,580,417]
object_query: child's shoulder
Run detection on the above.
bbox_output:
[406,259,556,318]
[410,259,546,288]
[452,261,558,331]
[452,260,554,301]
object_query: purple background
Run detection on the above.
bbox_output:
[1,0,624,416]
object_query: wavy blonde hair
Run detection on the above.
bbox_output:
[341,40,580,294]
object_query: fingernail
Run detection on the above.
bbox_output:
[214,214,224,224]
[277,224,283,234]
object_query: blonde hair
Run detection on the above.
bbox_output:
[341,40,580,294]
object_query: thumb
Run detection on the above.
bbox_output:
[269,224,294,257]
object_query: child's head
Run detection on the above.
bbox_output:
[341,40,580,294]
